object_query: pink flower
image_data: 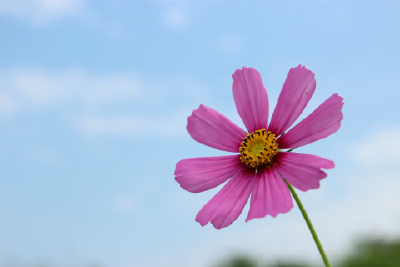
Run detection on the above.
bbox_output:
[174,65,344,229]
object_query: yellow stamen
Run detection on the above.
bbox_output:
[239,129,278,169]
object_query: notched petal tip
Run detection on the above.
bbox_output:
[294,64,315,74]
[330,93,345,110]
[291,64,315,78]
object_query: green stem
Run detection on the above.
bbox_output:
[284,179,332,267]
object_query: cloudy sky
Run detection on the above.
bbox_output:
[0,0,399,267]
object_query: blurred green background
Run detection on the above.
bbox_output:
[216,239,400,267]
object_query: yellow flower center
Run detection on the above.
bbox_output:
[239,129,278,169]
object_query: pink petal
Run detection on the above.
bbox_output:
[246,168,293,221]
[274,152,334,192]
[174,155,243,193]
[232,67,269,133]
[268,65,316,136]
[187,104,246,153]
[277,94,344,149]
[195,169,253,229]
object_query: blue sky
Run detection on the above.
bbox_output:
[0,0,400,266]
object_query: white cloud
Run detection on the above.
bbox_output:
[76,109,190,137]
[24,144,63,164]
[351,127,400,165]
[0,69,142,112]
[0,91,18,116]
[112,195,138,214]
[0,0,125,40]
[0,0,86,24]
[78,115,145,135]
[0,68,207,138]
[216,33,244,54]
[162,6,188,29]
[157,0,216,30]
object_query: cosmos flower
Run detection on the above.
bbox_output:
[174,65,344,229]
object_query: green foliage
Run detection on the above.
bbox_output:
[269,263,310,267]
[214,255,311,267]
[341,239,400,267]
[215,255,259,267]
[214,238,400,267]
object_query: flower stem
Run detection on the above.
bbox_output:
[284,179,332,267]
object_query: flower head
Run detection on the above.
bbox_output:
[174,65,344,229]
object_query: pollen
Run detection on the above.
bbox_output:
[239,129,278,169]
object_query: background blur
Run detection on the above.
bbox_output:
[1,0,399,266]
